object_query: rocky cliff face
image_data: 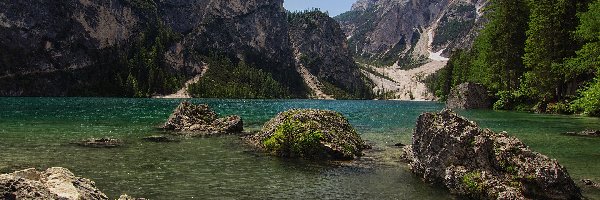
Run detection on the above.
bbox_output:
[288,11,372,99]
[0,0,316,97]
[335,0,488,66]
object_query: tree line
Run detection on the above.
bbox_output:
[427,0,599,116]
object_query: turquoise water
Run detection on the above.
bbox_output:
[0,98,599,199]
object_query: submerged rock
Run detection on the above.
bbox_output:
[163,101,243,136]
[564,130,600,137]
[118,194,148,200]
[245,109,369,160]
[446,82,492,109]
[403,109,581,199]
[77,137,123,148]
[581,179,600,189]
[0,167,108,200]
[142,135,180,143]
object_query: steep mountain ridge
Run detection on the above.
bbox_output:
[0,0,367,98]
[335,0,488,100]
[288,11,373,99]
[336,0,488,67]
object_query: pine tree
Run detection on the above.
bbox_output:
[522,0,580,101]
[473,0,529,92]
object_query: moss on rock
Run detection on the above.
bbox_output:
[247,109,368,160]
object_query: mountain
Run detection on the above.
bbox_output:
[335,0,488,67]
[334,0,488,100]
[0,0,369,98]
[288,10,373,99]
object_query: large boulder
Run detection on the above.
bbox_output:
[446,82,492,109]
[403,109,581,199]
[163,101,243,136]
[246,109,369,160]
[0,167,108,200]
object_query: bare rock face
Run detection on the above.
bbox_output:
[0,0,308,97]
[246,109,369,160]
[335,0,488,65]
[163,101,243,136]
[403,109,582,199]
[0,167,108,200]
[288,11,373,99]
[446,82,492,109]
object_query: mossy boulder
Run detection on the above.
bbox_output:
[403,109,581,199]
[247,109,369,160]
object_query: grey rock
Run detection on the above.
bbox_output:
[581,179,600,189]
[118,194,147,200]
[245,109,369,160]
[564,130,600,137]
[336,0,489,65]
[403,109,582,199]
[163,101,243,136]
[77,137,123,148]
[0,167,109,200]
[142,135,180,143]
[446,82,492,109]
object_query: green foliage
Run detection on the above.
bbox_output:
[425,0,600,116]
[287,8,329,25]
[263,120,325,158]
[523,0,580,101]
[188,55,290,99]
[462,171,484,192]
[571,78,600,116]
[425,50,475,101]
[472,0,529,92]
[569,0,600,116]
[115,23,185,97]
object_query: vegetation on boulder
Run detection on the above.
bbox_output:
[403,109,582,199]
[246,109,369,160]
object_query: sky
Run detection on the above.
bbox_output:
[283,0,357,17]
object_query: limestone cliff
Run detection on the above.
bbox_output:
[0,0,319,97]
[335,0,488,67]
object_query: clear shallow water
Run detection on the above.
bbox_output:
[0,98,599,199]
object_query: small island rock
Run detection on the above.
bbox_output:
[142,135,179,143]
[163,101,243,136]
[246,109,369,160]
[0,167,109,200]
[403,109,581,199]
[565,130,600,137]
[77,137,123,148]
[446,82,492,109]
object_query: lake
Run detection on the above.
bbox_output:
[1,98,599,199]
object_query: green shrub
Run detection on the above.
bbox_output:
[462,171,484,192]
[571,78,600,116]
[263,120,324,158]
